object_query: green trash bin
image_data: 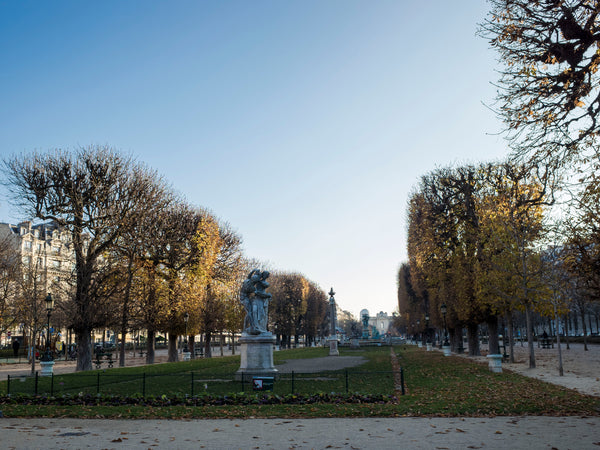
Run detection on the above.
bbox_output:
[252,376,274,391]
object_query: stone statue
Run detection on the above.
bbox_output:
[240,269,272,335]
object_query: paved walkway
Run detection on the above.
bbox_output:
[1,416,599,449]
[275,356,367,373]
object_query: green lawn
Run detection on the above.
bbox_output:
[1,345,598,418]
[2,346,394,397]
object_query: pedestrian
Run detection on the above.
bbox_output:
[12,339,20,357]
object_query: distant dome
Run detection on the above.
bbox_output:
[360,309,369,317]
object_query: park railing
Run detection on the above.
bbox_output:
[4,369,404,397]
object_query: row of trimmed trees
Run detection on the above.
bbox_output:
[399,160,600,368]
[1,147,333,371]
[267,272,330,349]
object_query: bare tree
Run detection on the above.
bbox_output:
[480,1,600,173]
[4,146,166,371]
[0,225,19,340]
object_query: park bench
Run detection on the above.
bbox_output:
[540,338,554,349]
[194,347,204,358]
[94,352,114,369]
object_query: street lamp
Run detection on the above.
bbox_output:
[40,293,54,362]
[183,312,189,353]
[440,303,449,347]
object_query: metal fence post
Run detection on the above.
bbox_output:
[97,372,100,394]
[345,370,349,393]
[241,372,245,392]
[191,372,194,397]
[291,371,295,394]
[142,372,146,397]
[51,373,54,396]
[7,374,10,395]
[35,372,39,395]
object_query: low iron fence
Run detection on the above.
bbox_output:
[4,369,404,397]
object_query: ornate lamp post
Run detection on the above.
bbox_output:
[40,293,54,362]
[182,312,190,360]
[39,293,55,376]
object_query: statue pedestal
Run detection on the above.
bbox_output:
[328,336,339,356]
[40,360,55,377]
[236,333,278,380]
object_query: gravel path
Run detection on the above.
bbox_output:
[275,355,367,373]
[2,416,599,449]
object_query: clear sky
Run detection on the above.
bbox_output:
[0,1,509,319]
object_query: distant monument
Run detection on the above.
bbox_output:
[328,288,339,356]
[236,270,278,380]
[361,309,370,339]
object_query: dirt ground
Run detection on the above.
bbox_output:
[459,342,600,397]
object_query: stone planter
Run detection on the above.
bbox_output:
[40,360,55,377]
[487,354,503,373]
[426,342,433,351]
[182,351,191,361]
[442,345,451,357]
[417,341,423,348]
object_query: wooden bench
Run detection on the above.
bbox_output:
[194,347,204,358]
[94,352,114,369]
[540,338,553,349]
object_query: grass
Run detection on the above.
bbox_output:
[1,346,395,397]
[0,345,598,418]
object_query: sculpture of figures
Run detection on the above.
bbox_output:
[240,269,272,335]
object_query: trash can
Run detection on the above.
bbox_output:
[252,376,274,391]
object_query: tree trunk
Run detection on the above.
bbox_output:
[167,332,178,362]
[230,332,236,355]
[507,311,515,363]
[449,328,457,352]
[466,323,480,356]
[119,328,127,367]
[29,325,36,375]
[525,303,536,368]
[220,332,224,356]
[146,329,156,364]
[487,316,500,355]
[580,307,588,351]
[204,331,212,358]
[75,330,93,371]
[189,335,196,359]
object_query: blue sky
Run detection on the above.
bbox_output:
[0,1,508,318]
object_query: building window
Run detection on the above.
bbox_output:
[52,246,60,253]
[38,257,44,267]
[52,260,61,269]
[34,229,39,238]
[24,241,32,250]
[37,243,42,252]
[22,256,31,265]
